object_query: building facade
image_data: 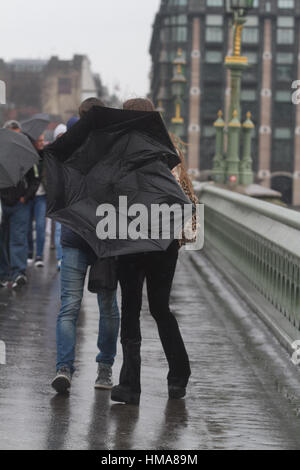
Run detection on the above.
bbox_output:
[0,55,105,125]
[150,0,300,206]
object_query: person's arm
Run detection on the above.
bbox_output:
[45,107,98,162]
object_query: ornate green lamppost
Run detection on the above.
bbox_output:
[170,49,187,139]
[224,0,254,185]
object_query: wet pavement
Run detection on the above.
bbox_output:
[1,245,300,450]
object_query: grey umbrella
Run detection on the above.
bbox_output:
[0,129,39,189]
[21,113,50,141]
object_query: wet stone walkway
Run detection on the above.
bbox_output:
[1,247,300,450]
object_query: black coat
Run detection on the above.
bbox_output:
[0,166,39,206]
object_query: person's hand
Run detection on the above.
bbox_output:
[20,197,25,204]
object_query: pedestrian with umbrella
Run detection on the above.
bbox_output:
[44,100,194,402]
[0,127,40,288]
[111,99,192,405]
[45,98,120,395]
[21,114,50,267]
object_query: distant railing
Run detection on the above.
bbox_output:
[197,184,300,332]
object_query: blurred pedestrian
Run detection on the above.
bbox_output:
[3,120,22,133]
[52,124,67,271]
[27,134,46,267]
[0,122,39,288]
[111,98,192,406]
[48,101,120,394]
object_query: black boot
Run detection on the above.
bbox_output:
[111,385,140,405]
[111,340,141,405]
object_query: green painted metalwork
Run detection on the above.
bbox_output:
[198,184,300,331]
[226,110,241,185]
[240,112,254,185]
[212,111,225,184]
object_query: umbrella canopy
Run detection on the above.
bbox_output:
[0,129,40,189]
[21,113,50,141]
[44,107,193,258]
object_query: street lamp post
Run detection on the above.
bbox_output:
[224,0,254,185]
[170,49,187,139]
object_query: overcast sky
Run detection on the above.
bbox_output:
[0,0,161,99]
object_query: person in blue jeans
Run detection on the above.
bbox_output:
[50,100,120,394]
[0,121,39,288]
[52,247,120,393]
[27,134,47,267]
[0,202,31,288]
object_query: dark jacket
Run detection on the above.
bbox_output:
[0,166,39,207]
[61,225,96,260]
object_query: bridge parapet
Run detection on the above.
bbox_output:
[197,184,300,334]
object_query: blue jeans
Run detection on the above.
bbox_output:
[0,202,30,281]
[55,223,62,261]
[56,247,120,373]
[28,195,47,258]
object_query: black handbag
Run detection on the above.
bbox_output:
[88,257,118,293]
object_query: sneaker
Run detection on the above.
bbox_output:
[168,385,186,400]
[12,274,27,289]
[57,260,62,271]
[0,280,9,288]
[95,363,113,390]
[111,385,140,405]
[51,366,72,394]
[34,257,44,268]
[27,255,34,265]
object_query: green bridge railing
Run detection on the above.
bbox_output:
[196,184,300,336]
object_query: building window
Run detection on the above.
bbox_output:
[58,78,72,94]
[206,15,223,43]
[242,16,259,44]
[275,90,292,102]
[172,26,187,41]
[246,52,258,64]
[205,50,223,63]
[168,0,187,5]
[207,0,223,6]
[277,17,294,44]
[206,15,223,26]
[278,0,294,8]
[276,52,293,64]
[203,126,216,137]
[241,89,257,101]
[274,128,292,139]
[165,15,187,25]
[243,28,259,43]
[276,65,293,82]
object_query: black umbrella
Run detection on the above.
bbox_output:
[21,113,50,141]
[44,107,193,258]
[0,129,40,189]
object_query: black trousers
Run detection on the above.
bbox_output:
[117,241,191,393]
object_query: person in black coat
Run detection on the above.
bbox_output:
[0,123,39,288]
